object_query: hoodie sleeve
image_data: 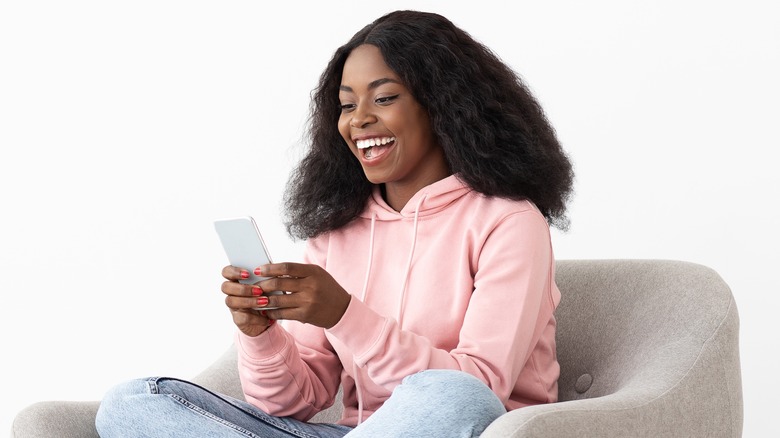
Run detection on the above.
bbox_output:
[326,210,558,404]
[235,234,343,421]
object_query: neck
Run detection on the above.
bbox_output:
[382,171,451,211]
[378,143,451,211]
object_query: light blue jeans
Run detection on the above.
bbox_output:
[95,369,506,438]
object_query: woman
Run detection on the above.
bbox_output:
[96,10,573,438]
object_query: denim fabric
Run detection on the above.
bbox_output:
[95,370,505,438]
[344,370,506,438]
[95,377,352,438]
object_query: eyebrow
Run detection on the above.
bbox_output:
[339,78,401,93]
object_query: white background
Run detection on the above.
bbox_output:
[1,1,778,436]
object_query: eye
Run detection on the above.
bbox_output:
[375,95,399,105]
[339,103,356,112]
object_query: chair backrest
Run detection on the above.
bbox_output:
[552,260,742,432]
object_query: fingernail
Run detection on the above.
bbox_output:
[254,267,263,276]
[240,270,250,279]
[268,319,276,326]
[257,297,269,307]
[252,286,263,296]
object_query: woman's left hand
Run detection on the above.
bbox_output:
[255,263,352,329]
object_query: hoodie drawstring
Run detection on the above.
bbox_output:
[353,194,426,425]
[397,194,426,328]
[360,213,376,303]
[354,212,376,425]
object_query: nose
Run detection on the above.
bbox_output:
[349,102,377,129]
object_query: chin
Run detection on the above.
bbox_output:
[362,170,390,185]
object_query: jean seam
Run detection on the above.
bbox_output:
[148,376,321,438]
[146,377,160,395]
[215,397,320,438]
[168,394,261,438]
[165,389,319,438]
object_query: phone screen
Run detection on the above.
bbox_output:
[214,216,272,285]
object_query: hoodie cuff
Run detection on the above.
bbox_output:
[327,296,391,366]
[235,323,288,362]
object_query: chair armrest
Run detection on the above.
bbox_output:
[11,345,242,438]
[481,392,665,437]
[482,385,736,438]
[12,401,100,438]
[482,295,742,438]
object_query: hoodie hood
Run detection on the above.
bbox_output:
[359,174,473,221]
[355,173,474,329]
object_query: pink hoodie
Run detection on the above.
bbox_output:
[236,175,561,426]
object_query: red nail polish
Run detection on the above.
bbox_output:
[240,270,250,279]
[268,319,276,326]
[252,286,263,296]
[257,297,269,307]
[254,267,263,276]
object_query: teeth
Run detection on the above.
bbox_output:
[356,137,395,149]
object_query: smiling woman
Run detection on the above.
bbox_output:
[95,9,574,438]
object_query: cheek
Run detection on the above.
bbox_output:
[337,117,350,143]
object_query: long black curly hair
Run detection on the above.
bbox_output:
[284,10,574,239]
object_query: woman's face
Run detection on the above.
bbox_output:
[338,44,449,195]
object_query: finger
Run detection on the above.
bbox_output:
[225,294,279,310]
[222,281,265,298]
[222,265,252,281]
[259,291,317,321]
[257,290,297,310]
[262,305,308,324]
[255,262,316,279]
[257,276,308,294]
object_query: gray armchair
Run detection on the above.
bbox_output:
[12,260,743,437]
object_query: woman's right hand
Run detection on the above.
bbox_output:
[221,265,275,337]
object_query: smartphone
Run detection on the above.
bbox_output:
[214,216,284,305]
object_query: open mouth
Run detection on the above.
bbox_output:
[356,136,395,160]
